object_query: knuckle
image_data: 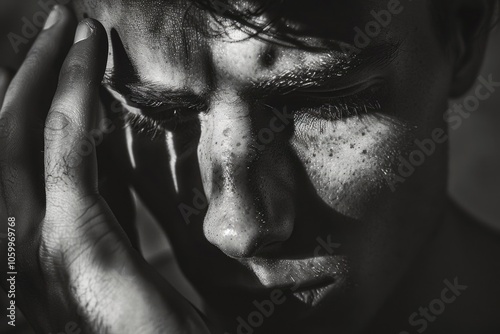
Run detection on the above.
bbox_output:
[44,110,72,142]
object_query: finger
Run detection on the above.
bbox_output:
[0,68,12,108]
[44,19,109,200]
[0,5,76,164]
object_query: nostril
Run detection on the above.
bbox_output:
[203,209,263,258]
[199,114,296,258]
[202,192,295,259]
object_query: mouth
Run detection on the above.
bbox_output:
[291,279,340,306]
[244,255,348,307]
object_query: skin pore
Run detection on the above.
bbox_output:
[4,0,496,332]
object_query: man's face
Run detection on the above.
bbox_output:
[73,0,452,332]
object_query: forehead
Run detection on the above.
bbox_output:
[72,0,213,90]
[73,0,208,61]
[71,0,432,92]
[71,0,424,46]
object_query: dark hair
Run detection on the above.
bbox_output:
[190,0,312,49]
[191,0,499,50]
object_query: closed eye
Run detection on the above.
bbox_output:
[116,98,204,140]
[267,81,385,122]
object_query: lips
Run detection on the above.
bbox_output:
[292,281,339,306]
[243,255,348,306]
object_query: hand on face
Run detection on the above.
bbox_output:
[0,6,209,333]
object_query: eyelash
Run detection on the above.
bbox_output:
[119,87,382,140]
[291,93,381,121]
[121,102,201,140]
[123,112,170,139]
[265,86,382,131]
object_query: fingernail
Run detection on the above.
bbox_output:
[43,5,60,30]
[74,21,93,44]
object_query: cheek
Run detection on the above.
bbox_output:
[291,114,410,218]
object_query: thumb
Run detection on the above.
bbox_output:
[44,18,108,201]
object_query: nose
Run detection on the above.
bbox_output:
[198,93,296,258]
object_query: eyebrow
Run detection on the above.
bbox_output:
[249,42,399,96]
[102,41,399,106]
[102,72,205,109]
